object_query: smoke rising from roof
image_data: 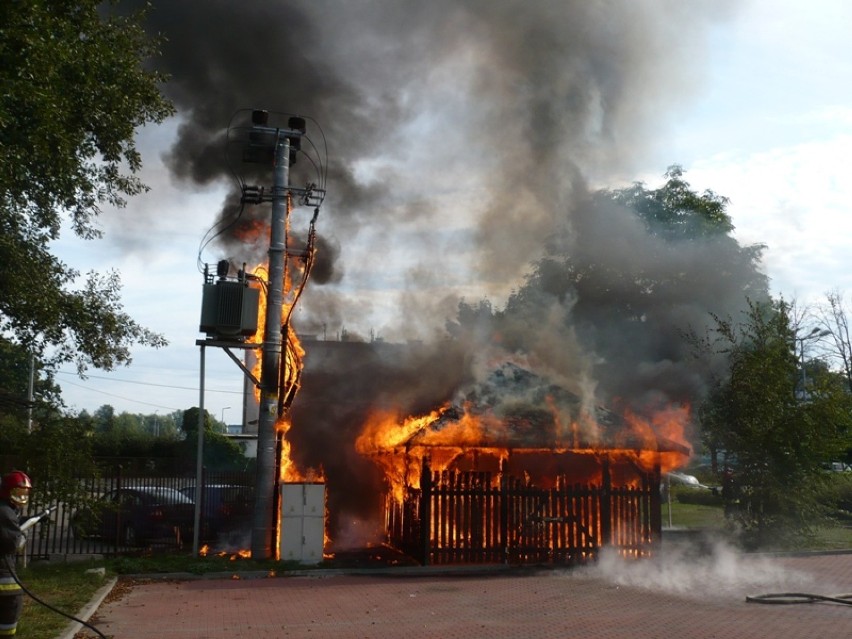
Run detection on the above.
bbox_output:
[137,0,757,394]
[139,0,734,301]
[136,1,760,528]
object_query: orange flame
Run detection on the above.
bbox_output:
[246,262,316,483]
[358,394,692,561]
[200,546,252,561]
[620,404,692,473]
[357,397,692,500]
[240,197,327,560]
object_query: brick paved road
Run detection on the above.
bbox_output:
[72,551,852,639]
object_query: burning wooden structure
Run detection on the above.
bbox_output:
[358,363,690,565]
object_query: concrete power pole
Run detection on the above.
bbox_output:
[196,109,323,560]
[247,108,323,560]
[251,132,292,559]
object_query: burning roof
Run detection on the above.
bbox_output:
[362,362,691,458]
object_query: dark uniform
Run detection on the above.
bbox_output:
[0,500,23,636]
[0,472,30,637]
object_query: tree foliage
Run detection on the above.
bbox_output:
[510,166,767,321]
[182,407,247,471]
[599,165,736,240]
[817,290,852,393]
[23,415,99,501]
[0,0,174,374]
[0,337,62,419]
[698,299,852,548]
[493,166,769,405]
[84,405,182,460]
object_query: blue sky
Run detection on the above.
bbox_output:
[662,0,852,303]
[51,0,852,419]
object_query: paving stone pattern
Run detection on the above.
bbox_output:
[73,553,852,639]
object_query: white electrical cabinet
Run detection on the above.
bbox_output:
[280,483,325,564]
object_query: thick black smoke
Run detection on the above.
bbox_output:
[139,0,735,294]
[135,0,754,541]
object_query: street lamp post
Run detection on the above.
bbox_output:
[221,406,231,428]
[796,328,831,399]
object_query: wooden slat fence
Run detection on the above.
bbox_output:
[386,460,661,565]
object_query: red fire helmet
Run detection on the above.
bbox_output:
[0,471,32,506]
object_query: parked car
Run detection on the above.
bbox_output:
[178,484,254,538]
[825,461,852,473]
[71,486,195,546]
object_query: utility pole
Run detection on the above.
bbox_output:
[26,353,34,433]
[251,132,291,559]
[197,108,324,560]
[245,109,322,560]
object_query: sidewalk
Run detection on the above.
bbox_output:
[70,551,852,639]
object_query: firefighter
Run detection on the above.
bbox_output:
[0,471,31,636]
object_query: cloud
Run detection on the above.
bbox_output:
[685,132,852,303]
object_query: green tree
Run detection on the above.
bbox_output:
[499,166,768,405]
[0,1,174,375]
[88,407,186,458]
[0,337,63,426]
[600,165,735,240]
[91,405,117,433]
[144,411,179,440]
[445,299,496,342]
[182,407,246,471]
[698,299,852,549]
[513,166,768,321]
[22,415,98,502]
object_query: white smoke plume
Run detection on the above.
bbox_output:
[583,541,822,601]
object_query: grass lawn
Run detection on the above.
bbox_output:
[16,559,110,639]
[664,496,852,551]
[664,500,727,530]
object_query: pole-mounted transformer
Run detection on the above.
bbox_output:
[199,260,260,341]
[195,108,325,561]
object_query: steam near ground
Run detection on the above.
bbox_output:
[577,540,823,601]
[209,527,836,603]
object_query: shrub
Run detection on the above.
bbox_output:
[814,473,852,513]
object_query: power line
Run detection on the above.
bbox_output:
[57,378,182,412]
[54,370,245,395]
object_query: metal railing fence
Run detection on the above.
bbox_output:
[22,465,254,560]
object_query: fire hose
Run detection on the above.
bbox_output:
[746,592,852,606]
[6,508,108,638]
